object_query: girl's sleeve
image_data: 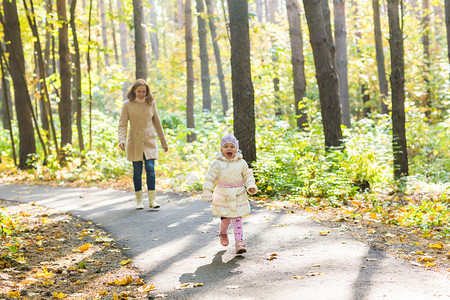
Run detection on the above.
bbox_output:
[201,160,219,201]
[242,162,258,194]
[152,101,168,151]
[118,102,129,144]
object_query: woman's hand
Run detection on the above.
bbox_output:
[119,143,125,150]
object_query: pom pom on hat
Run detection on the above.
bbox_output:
[220,134,240,151]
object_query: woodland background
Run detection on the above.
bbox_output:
[0,0,449,242]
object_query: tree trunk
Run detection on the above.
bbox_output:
[445,0,450,79]
[99,0,110,67]
[196,0,212,112]
[24,0,59,155]
[256,0,263,22]
[1,1,37,168]
[133,0,147,79]
[302,0,343,149]
[286,0,307,129]
[269,0,277,23]
[0,56,12,130]
[178,0,184,28]
[117,0,128,99]
[206,0,229,115]
[185,0,196,142]
[321,0,336,69]
[88,0,93,150]
[422,0,431,117]
[149,0,159,61]
[372,0,389,114]
[387,0,408,179]
[57,0,72,154]
[109,0,119,64]
[334,0,350,127]
[0,45,17,165]
[70,0,85,156]
[228,0,256,164]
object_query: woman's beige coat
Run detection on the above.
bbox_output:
[201,152,258,218]
[118,100,168,161]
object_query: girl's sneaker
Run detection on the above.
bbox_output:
[219,233,229,246]
[235,240,246,254]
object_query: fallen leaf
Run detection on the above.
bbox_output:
[8,291,21,298]
[176,282,204,289]
[143,284,156,292]
[293,275,304,279]
[119,259,131,265]
[319,231,329,236]
[367,229,376,234]
[428,243,444,249]
[306,272,322,276]
[417,256,435,262]
[74,243,93,253]
[366,258,378,261]
[226,285,241,289]
[53,292,66,298]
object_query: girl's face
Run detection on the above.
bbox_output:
[222,143,236,159]
[135,86,147,100]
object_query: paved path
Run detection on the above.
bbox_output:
[0,183,449,299]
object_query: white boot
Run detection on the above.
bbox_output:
[135,190,144,209]
[148,190,160,208]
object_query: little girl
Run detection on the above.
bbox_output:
[201,134,258,254]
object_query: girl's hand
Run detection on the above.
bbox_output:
[248,187,257,194]
[119,143,125,150]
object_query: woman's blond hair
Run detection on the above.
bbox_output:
[126,78,154,103]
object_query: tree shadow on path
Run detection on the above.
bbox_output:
[179,250,244,285]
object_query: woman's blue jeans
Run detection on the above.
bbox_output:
[132,155,155,192]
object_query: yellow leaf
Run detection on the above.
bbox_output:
[34,268,53,279]
[179,282,204,288]
[367,229,376,234]
[305,207,313,212]
[99,291,108,296]
[53,292,66,298]
[143,284,156,292]
[428,243,444,249]
[424,262,436,267]
[319,231,329,236]
[8,291,21,298]
[370,212,378,219]
[352,200,362,207]
[417,256,435,262]
[293,275,304,279]
[16,256,27,264]
[119,259,131,265]
[75,243,93,253]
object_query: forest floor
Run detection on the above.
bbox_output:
[0,179,449,299]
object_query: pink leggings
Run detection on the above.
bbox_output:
[220,217,243,241]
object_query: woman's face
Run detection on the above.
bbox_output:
[135,86,147,100]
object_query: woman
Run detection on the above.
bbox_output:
[118,79,168,209]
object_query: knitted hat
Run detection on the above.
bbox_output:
[220,134,240,151]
